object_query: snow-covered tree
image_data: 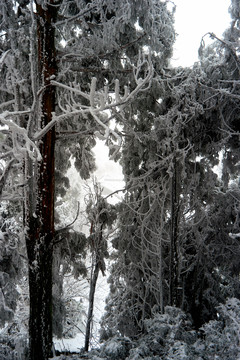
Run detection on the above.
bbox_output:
[102,0,240,339]
[0,0,173,358]
[193,298,240,360]
[101,66,211,336]
[84,180,116,351]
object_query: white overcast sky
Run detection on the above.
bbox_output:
[172,0,232,67]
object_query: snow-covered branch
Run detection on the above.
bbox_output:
[0,111,41,162]
[33,53,153,158]
[0,158,16,197]
[54,3,97,27]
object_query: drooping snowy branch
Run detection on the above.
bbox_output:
[34,53,153,158]
[0,112,41,162]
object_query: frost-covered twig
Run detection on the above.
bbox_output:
[0,50,10,68]
[207,32,240,71]
[229,232,240,239]
[44,53,152,157]
[60,33,146,63]
[27,0,39,136]
[50,80,91,101]
[201,82,240,100]
[54,4,97,27]
[0,159,16,197]
[91,110,122,160]
[0,112,41,161]
[0,100,15,110]
[55,202,80,240]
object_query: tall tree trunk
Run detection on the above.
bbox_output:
[25,2,58,359]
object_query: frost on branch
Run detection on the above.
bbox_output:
[0,112,41,162]
[0,221,20,327]
[48,52,153,160]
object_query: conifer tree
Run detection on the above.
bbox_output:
[0,1,171,358]
[84,181,116,351]
[102,0,240,337]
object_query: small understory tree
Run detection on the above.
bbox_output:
[84,180,116,351]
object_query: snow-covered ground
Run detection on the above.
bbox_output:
[54,333,85,353]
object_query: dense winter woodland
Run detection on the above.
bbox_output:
[0,0,239,359]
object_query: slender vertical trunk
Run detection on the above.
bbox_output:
[84,260,100,352]
[169,157,180,307]
[85,222,105,352]
[25,2,58,359]
[157,237,164,313]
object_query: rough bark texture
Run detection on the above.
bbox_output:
[25,2,58,359]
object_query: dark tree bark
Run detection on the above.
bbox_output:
[25,2,58,359]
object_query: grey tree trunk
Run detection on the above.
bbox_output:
[85,220,105,352]
[84,259,100,352]
[169,157,180,307]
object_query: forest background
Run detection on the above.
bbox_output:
[0,0,239,360]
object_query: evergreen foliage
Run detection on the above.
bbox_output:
[0,0,239,358]
[89,298,240,360]
[0,203,21,327]
[102,0,240,339]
